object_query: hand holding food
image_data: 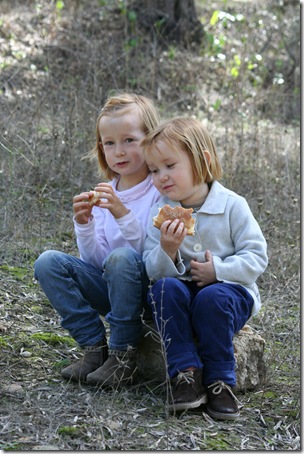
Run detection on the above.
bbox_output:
[87,190,102,206]
[153,204,195,235]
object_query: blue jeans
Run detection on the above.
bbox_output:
[34,247,151,350]
[148,278,254,386]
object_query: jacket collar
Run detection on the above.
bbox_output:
[199,181,228,214]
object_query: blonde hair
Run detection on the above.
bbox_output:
[141,117,223,184]
[86,91,160,180]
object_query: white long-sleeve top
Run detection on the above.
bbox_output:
[143,181,268,316]
[74,174,160,269]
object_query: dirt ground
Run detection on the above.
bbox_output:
[0,0,301,450]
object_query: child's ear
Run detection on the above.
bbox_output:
[204,150,211,164]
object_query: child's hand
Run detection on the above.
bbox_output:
[95,182,130,219]
[160,219,187,262]
[190,250,217,287]
[73,192,94,224]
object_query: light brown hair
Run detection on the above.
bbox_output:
[86,91,160,180]
[141,117,223,184]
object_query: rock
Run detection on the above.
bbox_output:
[233,324,266,391]
[137,323,266,392]
[137,322,167,383]
[2,383,24,395]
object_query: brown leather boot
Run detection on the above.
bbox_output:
[86,347,138,388]
[206,381,242,420]
[61,337,108,382]
[167,369,207,413]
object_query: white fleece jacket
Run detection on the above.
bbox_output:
[143,181,268,316]
[74,174,160,269]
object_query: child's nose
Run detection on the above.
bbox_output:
[159,171,168,181]
[115,144,125,156]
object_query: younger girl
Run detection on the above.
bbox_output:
[34,92,160,388]
[142,117,268,420]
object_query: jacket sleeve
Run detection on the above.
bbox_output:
[114,183,161,253]
[115,209,147,253]
[74,213,110,269]
[212,197,268,285]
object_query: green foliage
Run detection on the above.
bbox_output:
[168,46,176,60]
[0,336,9,347]
[155,17,166,33]
[212,99,221,111]
[204,8,258,85]
[128,10,137,23]
[30,305,45,314]
[55,1,64,11]
[123,37,139,51]
[263,390,277,399]
[53,358,70,370]
[204,433,231,450]
[58,426,79,436]
[0,442,22,451]
[200,2,298,103]
[31,332,76,347]
[0,265,29,281]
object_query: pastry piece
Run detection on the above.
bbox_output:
[87,191,101,206]
[153,204,195,235]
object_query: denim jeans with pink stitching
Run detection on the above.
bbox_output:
[34,247,150,350]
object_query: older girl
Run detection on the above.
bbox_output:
[34,92,160,388]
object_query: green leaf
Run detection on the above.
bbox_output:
[55,0,64,10]
[128,10,137,22]
[230,67,239,78]
[210,10,219,26]
[213,99,221,110]
[168,46,176,60]
[234,55,241,66]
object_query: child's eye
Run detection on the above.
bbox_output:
[167,163,175,169]
[104,141,113,146]
[150,169,158,174]
[126,138,134,143]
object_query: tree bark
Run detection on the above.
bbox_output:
[130,0,204,46]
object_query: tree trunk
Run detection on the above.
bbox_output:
[131,0,204,46]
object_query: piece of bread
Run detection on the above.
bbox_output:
[153,204,195,235]
[87,191,101,206]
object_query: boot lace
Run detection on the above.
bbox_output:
[115,356,132,370]
[176,370,195,386]
[207,381,243,408]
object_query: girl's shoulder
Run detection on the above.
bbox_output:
[211,181,249,206]
[202,181,248,215]
[211,181,243,199]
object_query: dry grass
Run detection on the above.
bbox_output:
[0,0,300,450]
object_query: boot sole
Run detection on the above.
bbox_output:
[86,370,138,388]
[206,405,240,420]
[167,393,207,412]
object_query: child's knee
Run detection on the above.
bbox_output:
[197,284,228,312]
[104,247,140,273]
[34,250,57,279]
[148,278,189,309]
